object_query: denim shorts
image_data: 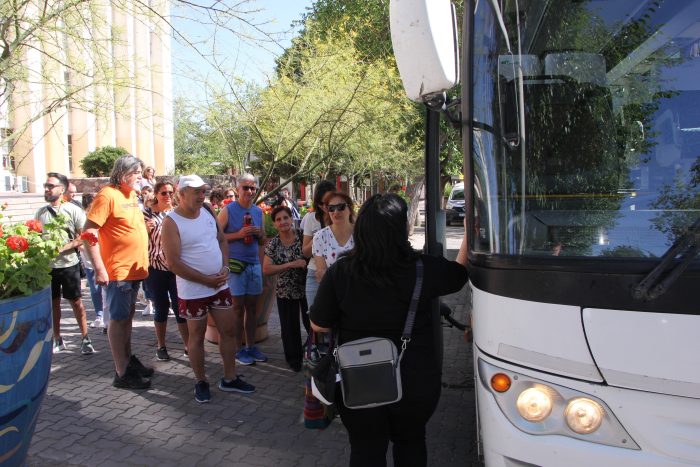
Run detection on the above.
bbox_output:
[228,263,263,296]
[105,280,140,321]
[305,268,319,307]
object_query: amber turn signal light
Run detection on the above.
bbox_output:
[490,373,511,393]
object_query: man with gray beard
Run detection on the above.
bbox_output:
[83,156,152,389]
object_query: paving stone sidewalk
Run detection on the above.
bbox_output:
[27,242,478,466]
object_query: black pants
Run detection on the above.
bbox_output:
[276,297,310,366]
[145,267,185,324]
[337,359,441,467]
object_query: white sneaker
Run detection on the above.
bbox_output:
[90,317,104,328]
[142,300,153,316]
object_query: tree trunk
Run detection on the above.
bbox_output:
[405,175,425,236]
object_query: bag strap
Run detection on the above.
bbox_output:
[46,205,74,239]
[400,258,424,351]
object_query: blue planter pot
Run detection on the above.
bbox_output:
[0,287,52,467]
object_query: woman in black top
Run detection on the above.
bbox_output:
[310,193,468,467]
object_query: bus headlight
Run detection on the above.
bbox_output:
[516,387,553,422]
[478,359,639,450]
[565,398,604,434]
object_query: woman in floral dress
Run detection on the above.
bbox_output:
[263,205,309,371]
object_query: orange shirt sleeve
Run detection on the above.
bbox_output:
[87,188,114,227]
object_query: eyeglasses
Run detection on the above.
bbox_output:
[43,183,60,190]
[240,186,257,192]
[159,191,174,196]
[226,194,235,198]
[327,203,347,213]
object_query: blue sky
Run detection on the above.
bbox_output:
[170,1,313,100]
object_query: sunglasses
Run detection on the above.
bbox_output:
[159,191,174,196]
[43,183,60,190]
[239,186,257,192]
[327,203,347,213]
[226,194,235,198]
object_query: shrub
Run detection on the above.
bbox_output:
[80,146,129,177]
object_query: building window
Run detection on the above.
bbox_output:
[1,128,14,170]
[67,134,73,172]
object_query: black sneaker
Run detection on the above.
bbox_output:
[218,376,255,394]
[128,355,155,377]
[156,347,170,361]
[194,380,211,403]
[113,367,151,389]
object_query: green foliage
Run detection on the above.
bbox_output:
[174,0,436,191]
[80,146,129,177]
[0,206,66,299]
[174,88,257,175]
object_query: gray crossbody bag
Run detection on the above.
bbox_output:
[336,259,424,409]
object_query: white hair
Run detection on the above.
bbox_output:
[237,173,256,185]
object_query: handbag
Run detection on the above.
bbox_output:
[304,332,337,428]
[311,349,340,406]
[313,259,424,409]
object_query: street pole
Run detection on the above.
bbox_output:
[424,104,444,370]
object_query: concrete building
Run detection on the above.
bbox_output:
[0,0,174,194]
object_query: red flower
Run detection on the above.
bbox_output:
[25,219,43,233]
[79,232,99,246]
[6,235,29,253]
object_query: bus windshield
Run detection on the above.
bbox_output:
[472,0,700,259]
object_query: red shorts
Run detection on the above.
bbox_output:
[178,289,233,320]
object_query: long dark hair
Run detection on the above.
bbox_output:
[347,194,419,287]
[313,180,336,226]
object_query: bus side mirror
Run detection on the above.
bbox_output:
[390,0,460,103]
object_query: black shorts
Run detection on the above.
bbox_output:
[50,264,82,300]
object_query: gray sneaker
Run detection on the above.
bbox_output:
[218,376,255,394]
[81,336,95,355]
[53,337,66,353]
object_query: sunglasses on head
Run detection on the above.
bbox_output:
[327,203,347,213]
[240,186,256,192]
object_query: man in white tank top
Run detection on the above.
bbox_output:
[162,175,255,403]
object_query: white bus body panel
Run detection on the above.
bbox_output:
[472,286,603,381]
[583,308,700,399]
[476,352,700,466]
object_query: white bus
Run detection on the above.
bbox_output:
[391,1,700,465]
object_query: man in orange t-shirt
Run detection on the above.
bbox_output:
[84,155,152,390]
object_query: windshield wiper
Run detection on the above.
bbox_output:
[633,217,700,301]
